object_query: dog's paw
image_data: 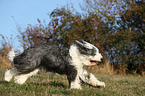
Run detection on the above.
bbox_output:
[70,84,82,90]
[97,81,105,87]
[70,87,82,90]
[4,70,14,82]
[14,75,28,84]
[101,82,105,87]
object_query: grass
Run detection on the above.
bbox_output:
[0,55,12,69]
[0,69,145,96]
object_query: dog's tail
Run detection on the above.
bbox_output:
[8,49,16,63]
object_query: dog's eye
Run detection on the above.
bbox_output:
[89,48,96,56]
[79,47,96,56]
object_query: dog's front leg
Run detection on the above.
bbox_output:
[80,68,105,87]
[86,73,105,87]
[67,71,82,89]
[70,75,82,89]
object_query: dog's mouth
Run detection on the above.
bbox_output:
[90,60,98,66]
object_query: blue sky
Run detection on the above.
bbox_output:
[0,0,83,51]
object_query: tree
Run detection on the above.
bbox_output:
[18,19,61,49]
[118,0,145,74]
[18,0,144,75]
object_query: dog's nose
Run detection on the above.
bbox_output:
[101,58,103,61]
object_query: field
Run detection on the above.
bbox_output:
[0,69,145,96]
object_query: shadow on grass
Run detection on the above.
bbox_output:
[0,80,67,89]
[0,81,10,84]
[48,81,67,88]
[31,81,67,89]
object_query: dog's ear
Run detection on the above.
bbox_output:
[76,40,94,49]
[75,40,96,55]
[75,40,89,45]
[75,40,91,48]
[75,40,89,55]
[75,40,84,46]
[81,40,92,46]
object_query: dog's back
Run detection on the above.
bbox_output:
[13,44,71,73]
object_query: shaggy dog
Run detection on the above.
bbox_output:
[4,40,105,89]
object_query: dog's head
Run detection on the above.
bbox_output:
[75,40,103,66]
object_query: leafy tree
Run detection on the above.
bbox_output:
[118,0,145,74]
[18,19,61,49]
[18,0,145,75]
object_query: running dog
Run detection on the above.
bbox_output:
[4,40,105,89]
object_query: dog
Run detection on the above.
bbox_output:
[4,40,105,89]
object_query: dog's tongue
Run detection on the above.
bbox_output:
[91,62,97,65]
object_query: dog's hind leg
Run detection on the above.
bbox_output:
[14,68,39,84]
[4,66,19,82]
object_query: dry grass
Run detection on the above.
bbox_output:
[88,59,114,75]
[0,55,12,69]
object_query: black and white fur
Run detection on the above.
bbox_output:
[4,40,105,89]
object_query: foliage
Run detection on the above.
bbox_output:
[18,0,145,75]
[0,34,14,69]
[0,34,13,56]
[116,0,145,74]
[17,19,58,50]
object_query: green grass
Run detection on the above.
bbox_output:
[0,69,145,96]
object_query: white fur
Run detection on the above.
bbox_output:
[89,73,105,87]
[70,75,82,89]
[69,44,105,88]
[8,49,16,63]
[82,40,97,49]
[69,44,102,66]
[4,69,15,82]
[83,41,103,62]
[69,45,84,69]
[14,68,39,84]
[78,67,105,87]
[89,52,103,62]
[69,45,91,67]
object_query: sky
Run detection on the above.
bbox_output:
[0,0,84,51]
